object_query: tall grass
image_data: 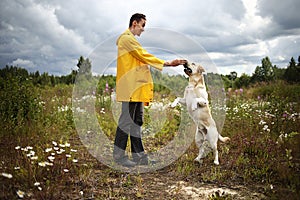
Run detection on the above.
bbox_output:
[0,80,299,199]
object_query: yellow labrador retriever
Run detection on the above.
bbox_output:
[171,62,230,165]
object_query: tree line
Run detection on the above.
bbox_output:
[222,56,300,89]
[1,55,299,90]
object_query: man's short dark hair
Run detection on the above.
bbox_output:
[129,13,146,27]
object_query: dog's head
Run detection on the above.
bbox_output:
[184,62,206,86]
[184,62,205,76]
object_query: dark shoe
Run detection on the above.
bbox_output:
[134,156,158,165]
[115,157,136,167]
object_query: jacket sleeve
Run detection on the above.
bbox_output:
[119,34,165,71]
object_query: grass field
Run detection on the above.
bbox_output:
[0,80,299,199]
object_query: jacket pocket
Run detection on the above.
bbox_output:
[136,65,150,83]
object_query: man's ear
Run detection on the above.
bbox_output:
[197,65,205,73]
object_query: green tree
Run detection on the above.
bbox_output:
[273,65,285,80]
[221,75,231,89]
[40,72,51,86]
[77,56,92,78]
[235,73,251,88]
[226,71,237,88]
[251,57,275,83]
[284,57,300,83]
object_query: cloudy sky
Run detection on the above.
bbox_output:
[0,0,299,76]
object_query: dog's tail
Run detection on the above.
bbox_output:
[218,134,230,143]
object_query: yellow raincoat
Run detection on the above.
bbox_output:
[116,29,165,103]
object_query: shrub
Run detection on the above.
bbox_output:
[0,76,41,134]
[248,81,300,101]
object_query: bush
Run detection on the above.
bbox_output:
[248,81,300,102]
[0,76,41,134]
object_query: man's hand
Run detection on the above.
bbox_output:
[164,59,187,66]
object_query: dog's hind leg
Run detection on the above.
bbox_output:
[207,126,220,165]
[212,146,219,165]
[194,126,207,164]
[194,127,202,148]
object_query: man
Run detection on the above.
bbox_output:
[113,13,186,167]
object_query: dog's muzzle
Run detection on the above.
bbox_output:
[183,63,192,75]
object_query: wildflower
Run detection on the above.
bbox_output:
[38,161,52,167]
[31,156,38,160]
[240,88,243,93]
[64,105,69,111]
[15,146,21,150]
[80,191,84,195]
[52,141,57,146]
[63,169,69,173]
[48,156,55,162]
[46,162,53,166]
[65,142,70,147]
[1,172,13,179]
[72,159,78,163]
[100,108,105,114]
[56,149,65,154]
[66,154,71,158]
[14,167,20,170]
[53,147,59,151]
[257,96,261,100]
[26,150,35,157]
[59,143,65,148]
[16,190,25,198]
[263,125,270,132]
[75,107,85,113]
[270,184,274,190]
[26,146,33,150]
[259,120,266,125]
[38,101,45,106]
[45,148,52,153]
[33,182,42,191]
[70,149,77,152]
[38,162,46,167]
[34,182,40,186]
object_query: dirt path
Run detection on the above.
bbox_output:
[142,170,266,200]
[87,163,267,200]
[63,136,269,200]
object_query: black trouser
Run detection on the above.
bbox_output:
[113,102,146,161]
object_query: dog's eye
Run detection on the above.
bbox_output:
[192,63,195,65]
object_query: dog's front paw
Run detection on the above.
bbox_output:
[171,98,179,107]
[194,157,203,164]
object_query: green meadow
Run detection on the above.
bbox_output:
[1,56,299,199]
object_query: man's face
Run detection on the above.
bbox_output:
[133,19,146,36]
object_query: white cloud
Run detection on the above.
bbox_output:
[0,0,299,76]
[10,58,35,70]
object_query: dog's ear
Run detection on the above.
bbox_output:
[197,65,205,74]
